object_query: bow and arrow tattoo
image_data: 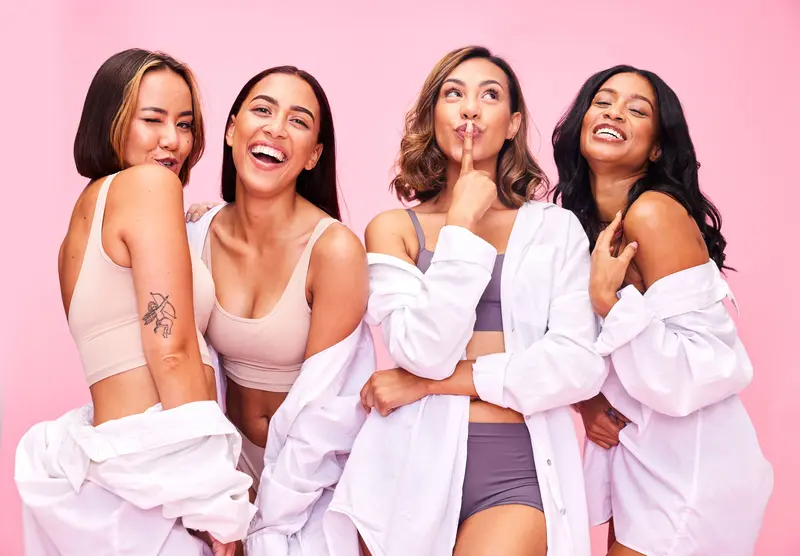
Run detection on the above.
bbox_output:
[142,292,176,338]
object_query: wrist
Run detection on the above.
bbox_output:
[592,292,618,318]
[445,211,477,231]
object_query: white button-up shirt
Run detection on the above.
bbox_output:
[584,261,774,555]
[325,201,607,556]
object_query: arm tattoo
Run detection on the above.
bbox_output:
[142,292,176,338]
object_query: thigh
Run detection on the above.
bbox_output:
[453,504,546,556]
[358,534,372,556]
[607,542,646,556]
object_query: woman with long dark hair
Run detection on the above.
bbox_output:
[553,65,773,555]
[324,46,605,556]
[185,66,374,556]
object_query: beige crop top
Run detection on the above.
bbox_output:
[67,174,216,387]
[203,218,337,393]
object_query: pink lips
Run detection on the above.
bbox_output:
[155,157,179,174]
[455,123,483,140]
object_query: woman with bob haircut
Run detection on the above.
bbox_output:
[15,48,255,556]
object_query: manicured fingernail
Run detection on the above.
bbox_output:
[631,241,638,248]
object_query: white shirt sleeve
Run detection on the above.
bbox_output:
[471,213,607,415]
[593,266,753,417]
[244,329,374,555]
[367,225,497,380]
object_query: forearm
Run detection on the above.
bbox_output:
[426,360,478,397]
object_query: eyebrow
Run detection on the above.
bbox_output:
[597,87,655,110]
[251,94,316,121]
[140,106,194,118]
[443,78,505,89]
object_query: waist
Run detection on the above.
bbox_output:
[90,362,216,426]
[225,382,288,447]
[222,357,301,393]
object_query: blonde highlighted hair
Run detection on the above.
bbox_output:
[391,46,549,207]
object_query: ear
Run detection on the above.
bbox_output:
[225,115,236,148]
[506,112,522,141]
[649,143,662,162]
[305,143,323,171]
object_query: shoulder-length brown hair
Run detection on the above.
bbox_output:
[392,46,549,207]
[74,48,205,185]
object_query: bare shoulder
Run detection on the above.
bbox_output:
[112,165,184,204]
[364,208,418,261]
[624,190,708,286]
[313,221,367,267]
[624,191,693,235]
[365,208,415,240]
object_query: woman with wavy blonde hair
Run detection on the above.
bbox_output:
[325,46,605,556]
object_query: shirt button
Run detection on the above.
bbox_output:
[560,508,566,515]
[547,459,552,466]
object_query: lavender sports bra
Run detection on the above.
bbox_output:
[406,209,503,332]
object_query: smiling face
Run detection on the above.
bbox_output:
[225,72,323,198]
[580,72,661,173]
[433,57,521,169]
[122,68,195,177]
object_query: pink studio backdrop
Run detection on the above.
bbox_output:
[1,0,798,553]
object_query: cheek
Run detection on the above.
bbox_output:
[123,122,154,163]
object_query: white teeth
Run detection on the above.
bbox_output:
[250,144,286,162]
[595,127,623,140]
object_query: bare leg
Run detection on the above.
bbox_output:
[607,517,616,549]
[358,534,372,556]
[453,504,546,556]
[607,542,646,556]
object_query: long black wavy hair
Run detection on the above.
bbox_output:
[552,65,728,270]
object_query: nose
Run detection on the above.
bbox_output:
[159,125,179,151]
[461,94,480,121]
[262,117,288,139]
[603,101,625,122]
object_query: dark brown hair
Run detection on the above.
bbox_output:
[392,45,549,207]
[221,66,340,220]
[73,48,205,185]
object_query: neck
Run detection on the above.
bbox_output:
[228,178,299,244]
[435,156,503,210]
[589,164,647,223]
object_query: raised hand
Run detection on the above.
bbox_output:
[445,121,498,231]
[590,210,638,318]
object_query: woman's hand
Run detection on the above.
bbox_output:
[446,121,498,231]
[185,201,222,223]
[209,535,236,556]
[576,393,630,449]
[590,210,638,318]
[360,368,431,416]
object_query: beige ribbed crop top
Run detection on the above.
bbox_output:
[67,174,215,386]
[203,218,337,392]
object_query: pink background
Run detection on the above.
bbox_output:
[2,1,798,553]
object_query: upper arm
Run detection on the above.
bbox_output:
[364,209,416,265]
[624,192,709,289]
[304,224,369,359]
[116,165,201,361]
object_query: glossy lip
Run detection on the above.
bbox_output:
[248,139,289,161]
[155,157,180,174]
[248,139,289,171]
[592,123,627,141]
[455,122,483,140]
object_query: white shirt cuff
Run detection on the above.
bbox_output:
[594,285,655,356]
